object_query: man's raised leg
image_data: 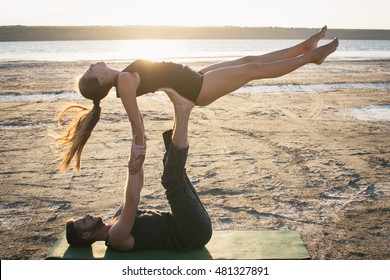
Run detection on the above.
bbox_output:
[161,90,211,250]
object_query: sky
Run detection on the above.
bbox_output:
[1,0,389,29]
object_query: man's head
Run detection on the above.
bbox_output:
[66,214,105,247]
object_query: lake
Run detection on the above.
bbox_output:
[1,39,389,62]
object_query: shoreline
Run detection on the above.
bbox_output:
[1,60,389,95]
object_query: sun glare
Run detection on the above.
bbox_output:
[129,40,181,60]
[110,40,196,61]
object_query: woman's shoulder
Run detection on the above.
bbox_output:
[117,71,139,84]
[117,71,133,80]
[116,71,140,97]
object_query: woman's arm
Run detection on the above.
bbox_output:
[117,72,144,145]
[107,144,145,251]
[117,72,145,173]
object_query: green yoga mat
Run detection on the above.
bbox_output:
[45,230,310,260]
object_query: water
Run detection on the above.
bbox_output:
[349,105,390,121]
[0,39,389,62]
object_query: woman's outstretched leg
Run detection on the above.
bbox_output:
[196,38,339,106]
[199,26,328,74]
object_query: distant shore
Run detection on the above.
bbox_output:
[1,25,390,41]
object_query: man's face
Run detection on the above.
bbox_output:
[73,214,104,234]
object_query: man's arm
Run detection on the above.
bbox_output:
[107,144,145,251]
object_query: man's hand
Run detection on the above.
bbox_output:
[128,141,146,174]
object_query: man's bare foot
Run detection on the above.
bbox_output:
[311,38,339,65]
[303,25,328,53]
[162,88,193,149]
[162,87,195,113]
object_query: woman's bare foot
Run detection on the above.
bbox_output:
[303,25,328,53]
[311,38,339,65]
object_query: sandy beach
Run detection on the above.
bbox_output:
[0,59,389,260]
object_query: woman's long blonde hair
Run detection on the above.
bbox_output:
[54,75,111,172]
[55,103,101,172]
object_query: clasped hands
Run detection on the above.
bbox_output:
[128,139,146,174]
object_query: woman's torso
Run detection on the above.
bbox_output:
[118,59,204,103]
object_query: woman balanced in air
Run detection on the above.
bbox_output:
[55,26,338,173]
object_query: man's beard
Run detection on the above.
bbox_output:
[90,217,104,232]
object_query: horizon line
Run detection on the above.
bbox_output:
[1,24,389,31]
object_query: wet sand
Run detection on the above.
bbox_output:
[0,60,389,259]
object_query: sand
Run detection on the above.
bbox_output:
[0,60,389,259]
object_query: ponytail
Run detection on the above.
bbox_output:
[55,101,101,172]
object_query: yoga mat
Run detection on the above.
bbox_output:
[45,230,310,260]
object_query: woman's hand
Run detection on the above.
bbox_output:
[128,140,146,174]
